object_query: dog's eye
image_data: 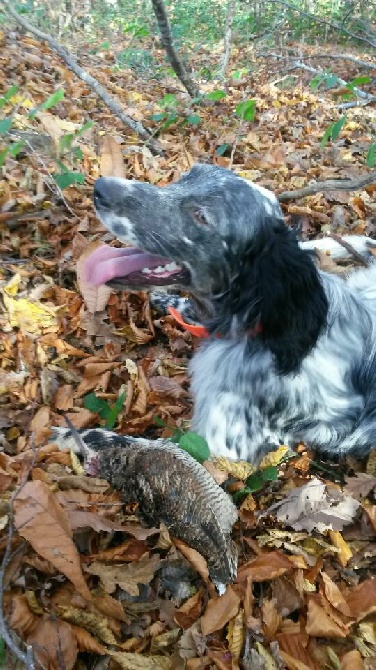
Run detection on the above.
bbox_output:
[194,209,208,225]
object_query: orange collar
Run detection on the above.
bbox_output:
[168,306,262,338]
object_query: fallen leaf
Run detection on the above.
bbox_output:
[200,585,240,636]
[267,478,359,532]
[14,480,91,600]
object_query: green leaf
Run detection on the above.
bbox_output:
[59,133,75,151]
[178,432,210,464]
[320,115,347,148]
[0,117,12,134]
[0,148,9,167]
[235,99,256,121]
[54,171,85,189]
[105,391,127,429]
[205,89,226,101]
[215,143,229,156]
[366,143,376,168]
[158,93,178,108]
[4,84,19,100]
[83,392,111,419]
[330,114,347,141]
[186,113,201,125]
[348,75,371,88]
[76,120,94,136]
[244,472,265,491]
[40,89,65,110]
[154,415,168,427]
[10,139,25,157]
[73,146,84,161]
[29,89,65,119]
[260,465,279,481]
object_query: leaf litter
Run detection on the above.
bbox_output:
[0,28,375,670]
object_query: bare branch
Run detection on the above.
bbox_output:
[278,171,376,202]
[247,0,376,47]
[0,445,38,670]
[220,0,237,78]
[290,61,373,100]
[0,0,165,156]
[302,53,376,70]
[151,0,200,98]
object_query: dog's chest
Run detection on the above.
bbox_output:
[189,339,282,461]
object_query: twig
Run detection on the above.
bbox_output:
[0,0,165,156]
[337,98,376,110]
[250,0,376,48]
[0,443,38,669]
[300,53,376,70]
[220,0,237,78]
[278,171,376,202]
[328,232,369,267]
[291,61,373,100]
[150,0,200,98]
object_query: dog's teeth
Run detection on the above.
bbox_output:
[142,268,151,274]
[165,262,179,271]
[154,266,165,274]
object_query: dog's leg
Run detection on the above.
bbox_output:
[300,235,376,261]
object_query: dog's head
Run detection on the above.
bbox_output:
[86,164,328,372]
[86,164,282,292]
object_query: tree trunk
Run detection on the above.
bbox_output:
[150,0,200,98]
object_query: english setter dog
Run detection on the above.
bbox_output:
[85,164,376,463]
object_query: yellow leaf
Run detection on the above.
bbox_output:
[3,294,60,334]
[4,272,22,296]
[213,457,255,478]
[260,445,289,468]
[227,608,244,664]
[328,531,353,566]
[128,91,144,103]
[272,100,282,108]
[70,450,84,475]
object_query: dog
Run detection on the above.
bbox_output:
[85,164,376,464]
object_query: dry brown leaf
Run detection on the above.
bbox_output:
[85,553,160,596]
[174,588,204,630]
[262,599,282,638]
[345,473,376,499]
[279,651,313,670]
[321,572,351,616]
[100,135,126,177]
[200,585,240,636]
[58,604,117,644]
[227,607,244,664]
[237,551,293,583]
[344,577,376,621]
[13,480,91,600]
[173,537,210,586]
[340,650,364,670]
[149,375,187,399]
[71,624,107,655]
[109,651,172,669]
[27,617,78,670]
[306,596,347,638]
[77,242,113,313]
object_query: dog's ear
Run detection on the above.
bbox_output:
[247,225,328,373]
[249,224,328,373]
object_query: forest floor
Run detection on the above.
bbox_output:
[0,26,375,670]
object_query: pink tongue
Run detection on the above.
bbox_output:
[85,244,169,286]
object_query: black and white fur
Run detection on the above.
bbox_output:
[93,164,376,463]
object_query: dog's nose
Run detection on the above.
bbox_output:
[94,178,124,210]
